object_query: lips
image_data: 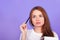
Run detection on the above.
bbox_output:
[36,22,41,24]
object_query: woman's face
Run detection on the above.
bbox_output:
[31,10,44,27]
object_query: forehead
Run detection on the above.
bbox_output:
[32,10,43,15]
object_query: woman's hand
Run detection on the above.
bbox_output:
[20,23,27,33]
[20,23,27,40]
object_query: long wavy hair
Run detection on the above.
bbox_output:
[29,6,54,38]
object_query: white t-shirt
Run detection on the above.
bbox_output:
[20,29,59,40]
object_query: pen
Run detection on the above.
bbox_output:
[25,17,30,24]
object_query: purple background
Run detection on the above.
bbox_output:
[0,0,60,40]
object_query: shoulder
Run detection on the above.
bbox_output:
[44,31,59,40]
[53,31,59,40]
[27,29,33,33]
[53,31,58,37]
[20,29,32,35]
[19,29,32,40]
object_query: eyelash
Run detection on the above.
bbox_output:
[33,15,36,18]
[39,15,43,17]
[32,15,43,18]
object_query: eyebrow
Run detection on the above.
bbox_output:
[32,14,36,16]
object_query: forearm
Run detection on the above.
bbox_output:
[21,32,27,40]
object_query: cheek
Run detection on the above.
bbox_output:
[41,18,44,25]
[31,18,44,26]
[32,18,36,24]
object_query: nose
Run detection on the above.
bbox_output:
[36,19,40,21]
[36,18,40,21]
[35,16,40,21]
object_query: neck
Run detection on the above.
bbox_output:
[33,26,42,33]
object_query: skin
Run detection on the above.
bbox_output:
[20,10,44,40]
[32,10,44,33]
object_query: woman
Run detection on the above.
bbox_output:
[19,6,59,40]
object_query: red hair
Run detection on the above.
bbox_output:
[29,6,54,37]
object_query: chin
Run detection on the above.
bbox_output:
[35,24,43,27]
